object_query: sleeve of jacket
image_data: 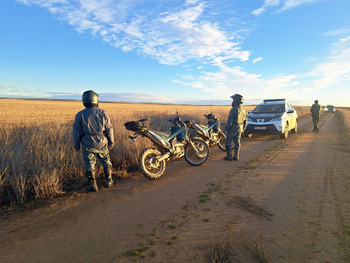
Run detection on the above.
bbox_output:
[72,112,82,150]
[243,109,248,130]
[225,108,235,131]
[310,105,314,113]
[104,111,114,148]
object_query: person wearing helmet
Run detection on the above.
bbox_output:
[310,100,321,132]
[73,90,115,192]
[224,94,247,161]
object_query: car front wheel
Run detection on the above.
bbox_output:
[291,120,298,133]
[280,122,289,139]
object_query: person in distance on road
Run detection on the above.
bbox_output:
[310,99,321,132]
[73,90,115,192]
[224,94,247,161]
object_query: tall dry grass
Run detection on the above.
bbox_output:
[1,99,311,206]
[0,99,239,205]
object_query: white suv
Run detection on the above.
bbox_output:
[244,99,298,139]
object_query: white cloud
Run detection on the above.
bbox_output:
[174,34,350,104]
[252,0,322,15]
[253,57,263,64]
[252,0,281,16]
[0,84,49,98]
[18,0,249,66]
[303,35,350,92]
[323,27,350,37]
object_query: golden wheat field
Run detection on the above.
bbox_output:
[0,99,309,206]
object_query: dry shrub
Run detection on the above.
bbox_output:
[0,121,83,205]
[32,169,64,200]
[208,239,237,263]
[244,235,270,263]
[0,100,236,206]
[6,173,29,204]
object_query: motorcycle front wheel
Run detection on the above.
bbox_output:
[139,148,166,180]
[218,133,235,151]
[184,139,209,166]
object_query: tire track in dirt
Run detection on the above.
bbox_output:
[220,111,350,262]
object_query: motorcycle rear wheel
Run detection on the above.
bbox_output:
[218,133,234,151]
[184,139,209,166]
[139,148,166,180]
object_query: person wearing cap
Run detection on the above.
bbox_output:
[73,90,114,192]
[310,100,321,132]
[224,94,247,161]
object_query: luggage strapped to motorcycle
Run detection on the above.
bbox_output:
[124,121,144,132]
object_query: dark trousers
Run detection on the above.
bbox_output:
[312,115,319,131]
[225,129,241,156]
[82,145,112,172]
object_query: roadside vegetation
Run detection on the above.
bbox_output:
[0,99,311,206]
[0,99,233,206]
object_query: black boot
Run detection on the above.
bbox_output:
[104,167,114,188]
[86,171,98,192]
[223,144,233,161]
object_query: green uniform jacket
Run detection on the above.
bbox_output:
[310,104,321,117]
[225,105,247,134]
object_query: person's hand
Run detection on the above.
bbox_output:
[108,145,114,150]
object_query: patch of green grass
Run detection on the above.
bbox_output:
[343,225,350,236]
[199,193,211,203]
[171,236,178,240]
[123,247,149,258]
[149,241,156,245]
[203,219,210,222]
[137,224,143,227]
[168,224,177,229]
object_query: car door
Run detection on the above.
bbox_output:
[286,103,296,129]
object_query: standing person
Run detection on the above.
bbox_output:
[73,90,115,192]
[310,100,321,132]
[224,94,247,161]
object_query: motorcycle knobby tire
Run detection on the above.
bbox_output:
[139,148,166,180]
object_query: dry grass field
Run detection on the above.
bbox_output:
[0,99,309,206]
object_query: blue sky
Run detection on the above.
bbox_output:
[1,0,350,106]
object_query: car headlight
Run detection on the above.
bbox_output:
[271,117,282,121]
[247,117,252,122]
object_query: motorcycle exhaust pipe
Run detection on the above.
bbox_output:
[156,152,171,162]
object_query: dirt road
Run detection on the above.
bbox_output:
[1,110,350,263]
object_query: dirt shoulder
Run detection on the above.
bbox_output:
[1,111,350,263]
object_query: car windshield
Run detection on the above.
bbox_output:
[327,105,334,109]
[252,104,285,114]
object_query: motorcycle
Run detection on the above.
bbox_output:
[185,110,234,151]
[124,111,209,180]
